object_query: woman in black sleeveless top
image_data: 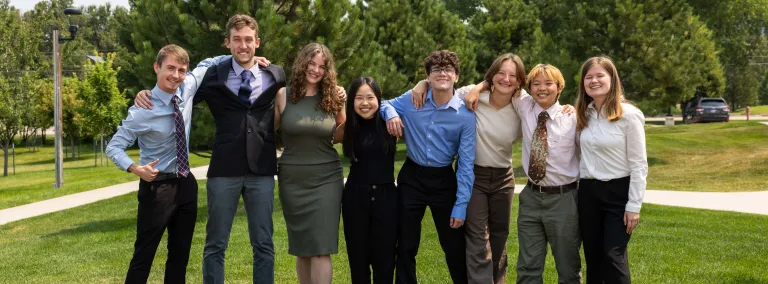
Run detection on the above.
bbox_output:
[341,77,398,284]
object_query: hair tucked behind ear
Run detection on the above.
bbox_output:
[342,77,395,162]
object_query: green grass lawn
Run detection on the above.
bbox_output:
[0,183,765,283]
[1,120,766,210]
[644,121,768,191]
[0,140,210,210]
[732,105,768,115]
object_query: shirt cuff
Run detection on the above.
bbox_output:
[382,107,400,121]
[625,202,642,213]
[112,153,135,172]
[451,205,467,220]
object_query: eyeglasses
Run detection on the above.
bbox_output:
[430,66,456,74]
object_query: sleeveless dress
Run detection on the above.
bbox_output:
[278,91,344,256]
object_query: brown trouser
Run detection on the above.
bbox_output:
[465,165,515,284]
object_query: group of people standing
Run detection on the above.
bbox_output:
[106,12,647,284]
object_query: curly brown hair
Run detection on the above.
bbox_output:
[288,43,343,114]
[423,50,460,76]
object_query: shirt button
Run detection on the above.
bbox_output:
[248,128,252,134]
[371,197,375,201]
[372,185,377,189]
[427,135,431,138]
[428,149,431,152]
[431,121,434,124]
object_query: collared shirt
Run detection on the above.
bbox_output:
[455,86,521,168]
[380,89,476,220]
[106,86,191,174]
[512,92,580,186]
[106,56,225,173]
[225,58,275,103]
[580,102,648,213]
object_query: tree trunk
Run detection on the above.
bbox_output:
[71,136,76,159]
[41,132,46,146]
[100,135,105,166]
[94,139,97,167]
[2,142,8,177]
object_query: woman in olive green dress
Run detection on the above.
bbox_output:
[274,43,346,284]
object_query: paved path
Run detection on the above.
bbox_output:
[0,166,209,225]
[1,165,766,225]
[646,115,768,122]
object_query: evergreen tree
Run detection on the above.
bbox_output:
[530,0,725,114]
[363,0,479,97]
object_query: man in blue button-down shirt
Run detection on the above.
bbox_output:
[381,50,476,284]
[106,44,225,284]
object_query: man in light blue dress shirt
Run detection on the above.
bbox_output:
[132,15,287,284]
[106,44,224,284]
[380,50,476,284]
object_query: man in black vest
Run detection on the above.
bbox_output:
[135,14,285,284]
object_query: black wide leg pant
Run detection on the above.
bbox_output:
[578,177,633,284]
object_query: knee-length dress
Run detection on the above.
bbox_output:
[278,93,344,256]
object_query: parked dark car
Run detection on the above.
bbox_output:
[683,98,729,123]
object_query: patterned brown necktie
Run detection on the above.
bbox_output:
[528,111,549,183]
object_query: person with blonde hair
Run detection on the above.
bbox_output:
[575,56,647,284]
[274,42,346,284]
[482,64,582,284]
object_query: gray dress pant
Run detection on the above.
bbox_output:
[516,184,582,284]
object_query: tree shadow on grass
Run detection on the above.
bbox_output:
[191,150,213,159]
[42,218,135,238]
[21,156,93,166]
[721,275,766,284]
[647,156,668,166]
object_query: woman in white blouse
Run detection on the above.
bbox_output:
[575,56,648,284]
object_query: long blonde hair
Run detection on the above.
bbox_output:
[576,56,625,131]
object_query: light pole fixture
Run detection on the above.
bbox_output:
[52,7,81,188]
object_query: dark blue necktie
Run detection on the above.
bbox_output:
[238,71,253,103]
[172,96,189,177]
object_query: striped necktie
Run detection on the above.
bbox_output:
[172,96,189,177]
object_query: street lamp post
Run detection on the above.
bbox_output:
[52,8,81,188]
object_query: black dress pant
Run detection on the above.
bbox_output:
[342,181,398,284]
[125,173,198,284]
[396,158,467,284]
[578,177,632,284]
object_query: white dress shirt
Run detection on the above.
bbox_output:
[512,93,580,186]
[579,102,648,213]
[455,87,521,168]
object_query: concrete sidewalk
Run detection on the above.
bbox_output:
[1,166,766,225]
[0,166,209,225]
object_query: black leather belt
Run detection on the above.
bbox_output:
[526,180,578,194]
[153,172,181,182]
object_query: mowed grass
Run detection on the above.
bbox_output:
[732,105,768,115]
[644,121,768,191]
[0,140,210,209]
[1,120,766,210]
[0,182,766,283]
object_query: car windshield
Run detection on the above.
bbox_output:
[701,100,726,107]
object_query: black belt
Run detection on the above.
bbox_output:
[527,180,578,194]
[153,172,182,182]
